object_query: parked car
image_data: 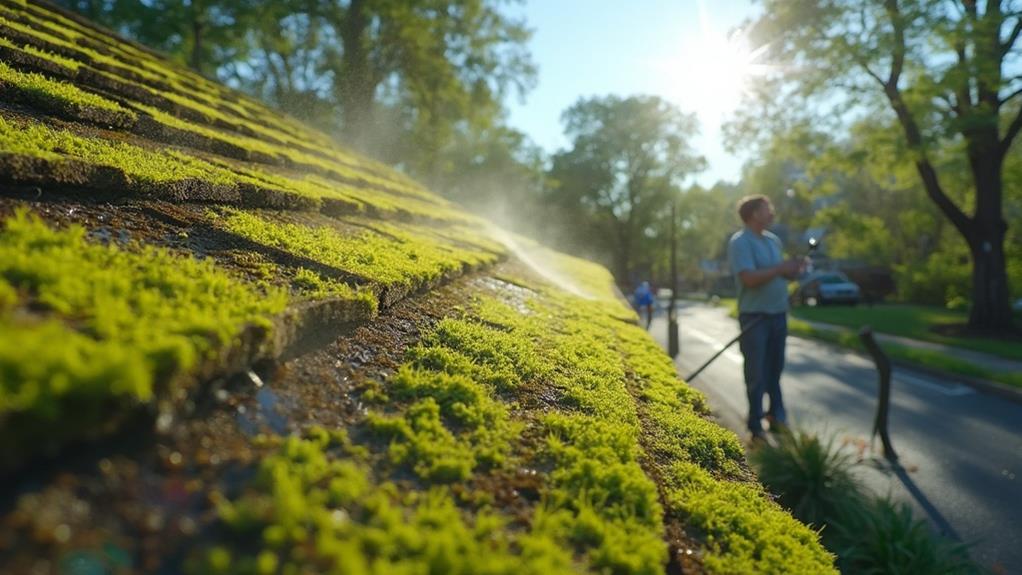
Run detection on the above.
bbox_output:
[839,265,896,303]
[799,271,862,306]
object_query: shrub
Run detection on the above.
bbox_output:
[831,498,979,575]
[749,430,866,532]
[750,429,982,573]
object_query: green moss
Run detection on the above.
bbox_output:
[218,210,497,290]
[535,413,666,574]
[202,431,572,574]
[662,460,837,573]
[0,115,332,209]
[10,5,446,202]
[0,114,238,185]
[5,6,451,209]
[290,267,372,307]
[408,316,544,392]
[0,12,147,82]
[0,59,134,120]
[409,295,668,573]
[0,208,287,448]
[0,35,80,71]
[482,274,833,572]
[373,366,519,481]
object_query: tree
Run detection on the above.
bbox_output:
[546,96,705,283]
[59,0,536,191]
[742,0,1022,331]
[56,0,255,77]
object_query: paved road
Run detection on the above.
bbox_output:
[649,301,1022,573]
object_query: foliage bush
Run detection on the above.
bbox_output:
[749,429,981,574]
[894,244,972,308]
[831,498,979,575]
[749,430,866,534]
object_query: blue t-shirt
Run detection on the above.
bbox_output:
[634,284,654,307]
[728,228,788,314]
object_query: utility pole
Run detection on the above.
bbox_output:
[668,199,679,358]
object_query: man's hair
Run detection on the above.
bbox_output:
[737,195,770,223]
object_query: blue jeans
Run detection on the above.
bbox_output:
[738,312,787,434]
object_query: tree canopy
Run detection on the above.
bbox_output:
[732,0,1022,331]
[546,95,705,283]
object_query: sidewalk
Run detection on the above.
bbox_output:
[794,318,1022,403]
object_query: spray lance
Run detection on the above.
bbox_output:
[684,237,820,383]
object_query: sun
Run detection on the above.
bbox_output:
[656,22,768,126]
[679,32,754,120]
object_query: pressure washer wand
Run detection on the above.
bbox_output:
[684,238,819,383]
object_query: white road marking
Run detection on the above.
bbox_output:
[685,327,744,364]
[895,371,975,396]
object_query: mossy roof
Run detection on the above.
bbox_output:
[0,2,836,573]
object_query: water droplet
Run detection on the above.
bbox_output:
[246,370,264,388]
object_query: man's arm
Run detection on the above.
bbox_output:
[738,258,805,288]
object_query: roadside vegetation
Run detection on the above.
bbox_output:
[750,430,980,574]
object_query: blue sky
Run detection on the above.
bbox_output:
[505,0,759,187]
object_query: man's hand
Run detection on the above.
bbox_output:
[779,257,809,280]
[779,259,801,279]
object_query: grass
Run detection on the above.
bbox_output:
[790,304,1022,362]
[711,298,1022,390]
[830,497,979,575]
[748,431,865,532]
[0,209,287,455]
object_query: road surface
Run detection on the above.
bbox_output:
[650,301,1022,572]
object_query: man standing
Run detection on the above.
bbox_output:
[727,196,804,443]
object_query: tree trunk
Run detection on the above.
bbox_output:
[967,146,1013,330]
[338,0,375,147]
[614,220,632,284]
[888,86,1014,332]
[191,8,205,75]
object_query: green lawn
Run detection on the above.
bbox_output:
[786,319,1022,390]
[789,304,1022,362]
